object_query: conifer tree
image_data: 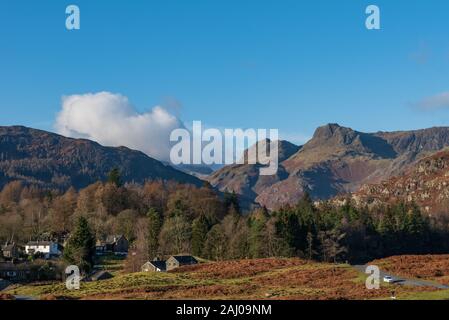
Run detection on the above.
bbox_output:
[63,216,95,273]
[147,208,162,259]
[191,215,209,257]
[107,168,122,187]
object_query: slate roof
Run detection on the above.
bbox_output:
[170,255,198,264]
[152,260,167,271]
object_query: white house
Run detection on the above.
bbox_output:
[141,260,167,272]
[25,241,61,259]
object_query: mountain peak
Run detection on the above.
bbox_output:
[242,139,300,163]
[307,123,361,149]
[312,123,347,139]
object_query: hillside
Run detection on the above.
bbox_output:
[6,257,449,300]
[370,255,449,287]
[351,149,449,214]
[209,124,449,210]
[0,126,202,190]
[207,140,300,206]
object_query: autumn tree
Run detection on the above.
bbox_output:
[0,211,23,243]
[47,187,77,234]
[115,209,139,241]
[140,181,168,215]
[159,215,191,255]
[318,229,347,263]
[124,218,149,273]
[227,218,250,259]
[0,181,23,206]
[95,183,129,215]
[204,224,227,260]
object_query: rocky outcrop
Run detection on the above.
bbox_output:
[208,124,449,210]
[207,140,300,206]
[352,149,449,214]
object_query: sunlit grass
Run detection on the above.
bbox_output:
[398,289,449,300]
[6,258,449,300]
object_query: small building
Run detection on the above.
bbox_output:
[25,241,61,259]
[166,255,198,271]
[96,235,129,255]
[1,243,19,260]
[141,259,167,272]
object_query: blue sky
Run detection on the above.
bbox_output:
[2,0,449,145]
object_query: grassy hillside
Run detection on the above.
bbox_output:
[370,255,449,286]
[6,257,449,300]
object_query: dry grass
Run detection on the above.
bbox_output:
[175,258,307,279]
[371,254,449,285]
[6,257,449,300]
[251,263,434,300]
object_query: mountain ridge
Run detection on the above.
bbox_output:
[3,123,449,212]
[350,148,449,214]
[210,123,449,210]
[207,140,300,207]
[0,125,202,190]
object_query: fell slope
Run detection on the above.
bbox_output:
[0,126,201,190]
[209,124,449,210]
[207,140,300,206]
[7,257,447,300]
[352,149,449,214]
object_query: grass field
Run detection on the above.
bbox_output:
[5,256,449,300]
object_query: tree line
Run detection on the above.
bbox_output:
[1,172,449,273]
[135,192,449,267]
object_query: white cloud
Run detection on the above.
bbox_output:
[414,91,449,111]
[55,92,184,161]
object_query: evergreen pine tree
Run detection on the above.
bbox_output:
[63,216,95,273]
[224,191,240,214]
[107,168,122,187]
[191,215,209,257]
[147,208,162,259]
[248,209,268,258]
